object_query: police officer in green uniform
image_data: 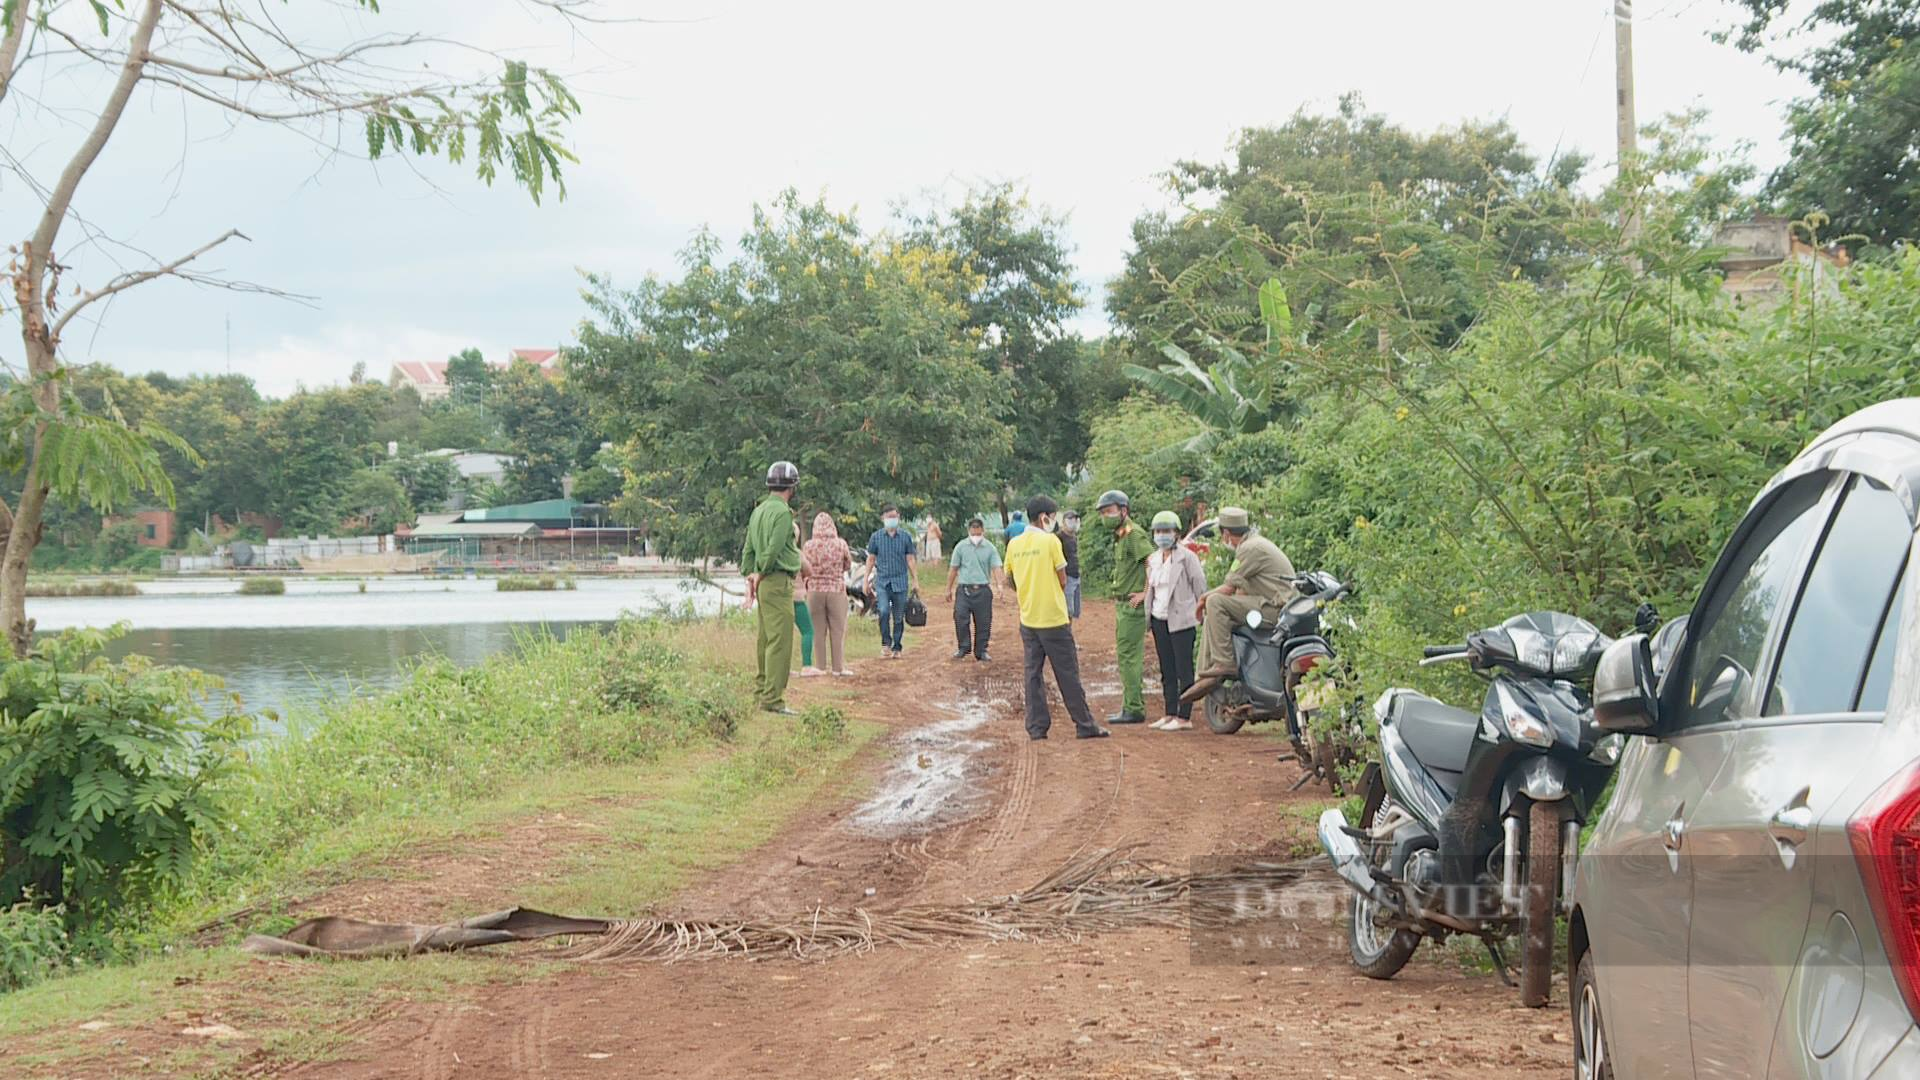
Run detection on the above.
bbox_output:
[741,461,802,714]
[1097,489,1156,725]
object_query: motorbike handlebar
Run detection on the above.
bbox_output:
[1422,644,1469,658]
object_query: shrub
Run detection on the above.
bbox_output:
[0,900,68,991]
[0,627,250,923]
[22,580,139,598]
[238,577,285,596]
[798,704,847,745]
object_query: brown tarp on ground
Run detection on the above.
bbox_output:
[241,908,610,959]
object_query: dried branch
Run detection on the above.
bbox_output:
[49,228,246,341]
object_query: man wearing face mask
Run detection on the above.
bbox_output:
[1181,506,1299,706]
[1058,511,1083,620]
[945,516,1003,662]
[1006,495,1107,740]
[1096,490,1156,726]
[865,505,919,659]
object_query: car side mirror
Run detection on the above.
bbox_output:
[1633,602,1660,635]
[1594,634,1659,734]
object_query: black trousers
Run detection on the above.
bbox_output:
[1019,623,1100,738]
[954,584,993,656]
[1151,617,1198,719]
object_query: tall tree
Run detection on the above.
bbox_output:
[1107,97,1583,359]
[568,191,1012,559]
[1726,1,1920,245]
[444,347,495,407]
[0,0,592,655]
[488,361,590,503]
[903,186,1093,491]
[257,385,386,534]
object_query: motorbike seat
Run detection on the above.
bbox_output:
[1386,692,1479,776]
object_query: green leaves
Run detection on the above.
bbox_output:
[0,369,198,515]
[0,627,248,920]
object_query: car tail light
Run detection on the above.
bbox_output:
[1290,654,1322,674]
[1847,758,1920,1022]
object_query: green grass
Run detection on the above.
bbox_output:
[0,620,882,1074]
[237,577,285,595]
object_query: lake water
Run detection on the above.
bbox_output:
[29,576,735,718]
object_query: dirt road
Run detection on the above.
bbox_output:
[280,595,1576,1078]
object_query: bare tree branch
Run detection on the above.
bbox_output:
[25,0,166,359]
[49,227,247,341]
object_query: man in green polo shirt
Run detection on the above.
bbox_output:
[946,515,1004,662]
[1097,490,1156,725]
[741,461,802,714]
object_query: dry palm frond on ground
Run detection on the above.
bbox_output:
[564,844,1316,963]
[242,845,1320,963]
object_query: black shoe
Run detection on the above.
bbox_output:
[976,652,991,663]
[1108,712,1147,725]
[1028,732,1048,741]
[1076,727,1111,740]
[761,705,797,716]
[950,648,970,660]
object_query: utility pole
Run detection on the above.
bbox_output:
[1615,0,1640,249]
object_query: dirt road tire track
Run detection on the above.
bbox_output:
[267,593,1572,1079]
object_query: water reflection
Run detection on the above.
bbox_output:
[31,575,732,720]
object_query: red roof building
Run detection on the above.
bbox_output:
[388,349,562,401]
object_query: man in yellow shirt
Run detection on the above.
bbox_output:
[1006,495,1107,741]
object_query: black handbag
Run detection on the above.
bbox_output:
[904,594,928,627]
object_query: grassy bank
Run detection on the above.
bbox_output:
[0,614,879,1073]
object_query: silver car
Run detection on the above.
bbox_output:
[1572,399,1920,1079]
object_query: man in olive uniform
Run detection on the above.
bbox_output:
[741,461,803,714]
[1096,490,1156,725]
[1181,506,1299,705]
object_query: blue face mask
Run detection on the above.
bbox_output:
[1154,533,1176,549]
[883,517,899,531]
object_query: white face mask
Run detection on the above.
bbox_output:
[970,534,985,545]
[883,517,899,531]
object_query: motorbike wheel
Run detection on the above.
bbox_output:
[1520,800,1562,1008]
[1203,686,1245,735]
[1349,805,1421,979]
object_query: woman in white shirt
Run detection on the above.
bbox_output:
[1142,510,1209,730]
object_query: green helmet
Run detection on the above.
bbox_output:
[1151,510,1182,531]
[1095,489,1130,512]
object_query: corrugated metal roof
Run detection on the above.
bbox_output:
[407,521,542,539]
[462,499,579,523]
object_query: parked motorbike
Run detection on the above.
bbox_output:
[1315,610,1631,1007]
[1202,572,1355,783]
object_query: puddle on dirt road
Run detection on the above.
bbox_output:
[849,693,997,835]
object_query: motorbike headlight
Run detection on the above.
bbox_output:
[1553,631,1599,675]
[1507,626,1552,673]
[1588,732,1625,766]
[1494,683,1553,747]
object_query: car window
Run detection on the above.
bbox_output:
[1767,478,1914,716]
[1673,475,1831,732]
[1857,557,1913,713]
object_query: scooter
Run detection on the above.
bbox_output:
[1201,572,1355,783]
[1314,610,1627,1007]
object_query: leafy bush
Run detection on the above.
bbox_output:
[238,577,285,596]
[798,704,847,744]
[0,900,68,991]
[22,580,139,598]
[0,627,249,922]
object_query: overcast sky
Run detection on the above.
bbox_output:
[3,0,1809,397]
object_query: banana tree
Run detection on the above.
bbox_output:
[1123,278,1299,460]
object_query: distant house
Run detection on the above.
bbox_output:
[401,498,638,563]
[1716,215,1850,303]
[388,348,564,402]
[424,449,517,511]
[104,508,175,549]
